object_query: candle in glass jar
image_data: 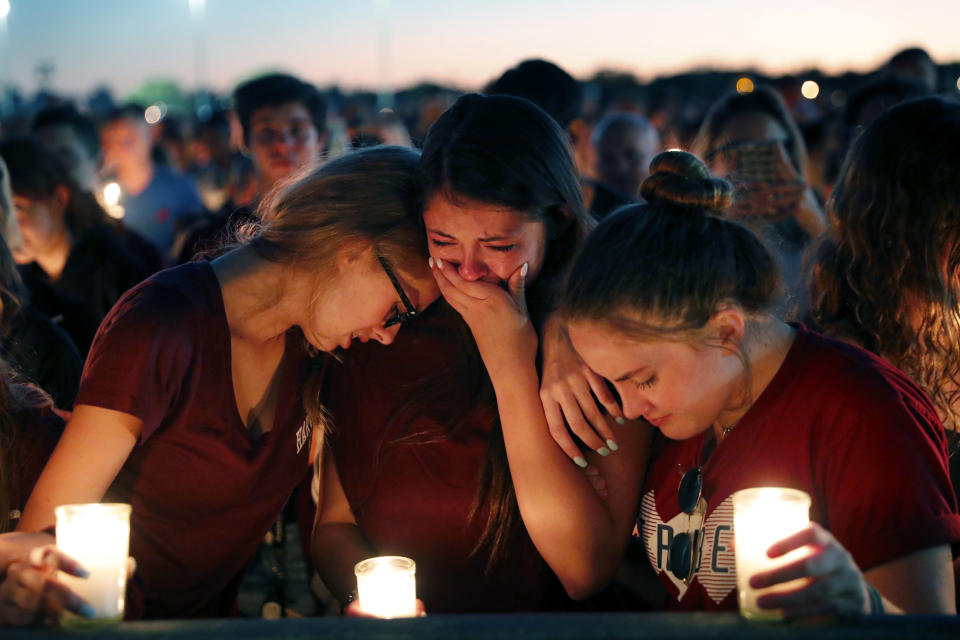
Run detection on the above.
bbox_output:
[55,503,131,624]
[354,556,416,618]
[732,487,811,621]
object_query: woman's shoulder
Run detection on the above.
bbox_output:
[103,262,219,326]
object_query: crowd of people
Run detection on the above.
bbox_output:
[0,45,957,624]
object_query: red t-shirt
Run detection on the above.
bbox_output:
[326,301,568,612]
[76,262,312,618]
[636,325,960,611]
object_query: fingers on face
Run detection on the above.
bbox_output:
[542,399,587,463]
[557,388,608,453]
[584,369,623,420]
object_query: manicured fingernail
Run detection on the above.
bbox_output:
[573,456,588,468]
[79,603,98,620]
[74,566,90,579]
[428,256,434,268]
[520,262,528,277]
[436,258,443,269]
[597,446,611,456]
[606,439,619,451]
[614,417,625,425]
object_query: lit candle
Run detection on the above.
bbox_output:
[55,503,131,624]
[354,556,416,618]
[732,488,811,621]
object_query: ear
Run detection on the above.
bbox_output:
[51,185,71,219]
[708,307,745,352]
[334,241,375,273]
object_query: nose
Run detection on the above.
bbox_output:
[620,388,654,422]
[454,249,489,282]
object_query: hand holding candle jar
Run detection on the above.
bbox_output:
[354,556,417,618]
[54,503,131,624]
[732,487,811,621]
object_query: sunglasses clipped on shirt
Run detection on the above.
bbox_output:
[377,256,418,328]
[669,467,707,584]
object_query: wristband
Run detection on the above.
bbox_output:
[866,582,884,615]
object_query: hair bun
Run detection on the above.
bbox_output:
[640,150,732,213]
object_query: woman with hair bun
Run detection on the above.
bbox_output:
[509,150,958,616]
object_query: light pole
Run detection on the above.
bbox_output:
[0,0,10,117]
[189,0,210,120]
[375,0,394,111]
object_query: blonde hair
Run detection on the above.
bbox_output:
[249,145,425,277]
[244,145,427,451]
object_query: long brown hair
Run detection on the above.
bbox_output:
[808,97,960,433]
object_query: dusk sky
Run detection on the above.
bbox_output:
[0,0,955,98]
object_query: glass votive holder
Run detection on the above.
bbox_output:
[354,555,416,618]
[732,487,811,621]
[55,503,131,625]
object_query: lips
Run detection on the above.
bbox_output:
[645,414,671,428]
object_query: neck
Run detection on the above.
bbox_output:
[118,161,154,196]
[34,232,73,281]
[211,246,312,346]
[711,318,796,440]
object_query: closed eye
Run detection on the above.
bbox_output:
[488,245,517,252]
[634,374,657,390]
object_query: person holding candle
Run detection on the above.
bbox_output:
[313,93,651,614]
[0,145,441,624]
[480,149,958,617]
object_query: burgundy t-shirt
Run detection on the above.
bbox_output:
[326,301,568,613]
[76,262,312,618]
[636,325,960,610]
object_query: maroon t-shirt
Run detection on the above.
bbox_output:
[76,262,312,618]
[636,325,960,610]
[326,301,568,612]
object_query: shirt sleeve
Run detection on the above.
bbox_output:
[75,281,197,443]
[815,363,960,570]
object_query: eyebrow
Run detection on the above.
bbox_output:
[426,228,518,243]
[613,366,648,383]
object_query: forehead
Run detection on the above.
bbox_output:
[102,118,146,139]
[567,319,690,379]
[422,193,539,237]
[250,102,313,127]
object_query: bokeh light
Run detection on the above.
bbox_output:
[103,182,122,207]
[736,77,754,94]
[144,105,163,125]
[801,80,820,99]
[0,0,10,20]
[956,76,960,92]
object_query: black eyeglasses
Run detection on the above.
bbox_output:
[669,467,707,584]
[377,256,418,328]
